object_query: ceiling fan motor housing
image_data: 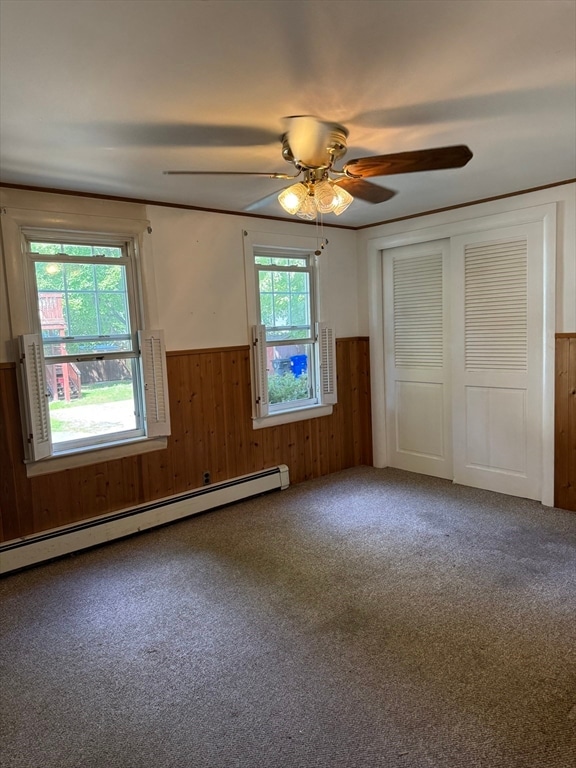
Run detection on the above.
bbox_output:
[281,123,349,171]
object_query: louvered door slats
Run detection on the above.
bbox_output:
[465,239,528,371]
[393,253,443,369]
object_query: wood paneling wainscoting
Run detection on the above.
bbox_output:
[555,334,576,511]
[0,338,372,542]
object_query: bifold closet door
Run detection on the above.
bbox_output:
[383,240,452,479]
[383,223,544,499]
[450,223,543,500]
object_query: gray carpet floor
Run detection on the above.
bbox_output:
[1,467,575,768]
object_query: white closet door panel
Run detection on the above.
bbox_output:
[384,239,452,479]
[451,223,543,499]
[396,381,445,459]
[465,386,527,473]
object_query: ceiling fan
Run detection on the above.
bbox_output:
[164,115,473,219]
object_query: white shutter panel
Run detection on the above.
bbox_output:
[317,322,337,405]
[464,239,528,370]
[139,330,171,437]
[393,253,443,368]
[19,334,52,460]
[252,324,269,418]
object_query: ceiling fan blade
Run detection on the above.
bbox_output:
[163,171,298,178]
[349,87,571,129]
[343,145,473,178]
[244,189,287,212]
[84,123,280,148]
[285,115,332,167]
[334,177,396,204]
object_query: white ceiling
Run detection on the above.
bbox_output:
[1,0,575,228]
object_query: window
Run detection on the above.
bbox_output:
[245,234,337,425]
[17,229,170,464]
[255,253,316,410]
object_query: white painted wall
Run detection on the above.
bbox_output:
[356,183,576,333]
[0,190,359,362]
[2,184,571,365]
[146,205,359,351]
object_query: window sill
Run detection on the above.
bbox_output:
[252,404,333,430]
[25,436,168,477]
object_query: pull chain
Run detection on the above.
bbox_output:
[315,212,328,255]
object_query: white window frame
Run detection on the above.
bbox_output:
[243,230,337,429]
[1,201,170,476]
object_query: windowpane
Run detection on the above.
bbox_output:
[267,344,312,405]
[65,263,95,290]
[36,261,131,346]
[272,270,289,293]
[259,267,311,335]
[43,339,132,357]
[97,293,130,336]
[260,292,274,327]
[255,255,307,267]
[30,242,123,258]
[46,358,139,445]
[38,293,67,343]
[95,264,125,291]
[290,292,309,327]
[258,270,273,292]
[67,292,98,336]
[35,262,64,291]
[266,328,310,342]
[289,271,306,292]
[272,293,290,326]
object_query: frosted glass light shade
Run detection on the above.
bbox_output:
[296,194,317,220]
[314,179,338,213]
[332,185,354,215]
[278,178,354,218]
[278,183,308,214]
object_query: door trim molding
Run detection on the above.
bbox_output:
[367,203,556,505]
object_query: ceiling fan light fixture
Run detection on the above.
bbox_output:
[278,177,354,218]
[314,179,339,213]
[295,193,317,220]
[278,182,308,214]
[332,185,354,215]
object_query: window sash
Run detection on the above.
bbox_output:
[19,331,170,460]
[251,323,336,415]
[269,397,317,413]
[255,261,315,342]
[254,254,308,267]
[264,334,314,345]
[27,234,140,359]
[29,252,129,266]
[256,264,310,273]
[43,355,145,453]
[42,349,137,363]
[26,230,131,255]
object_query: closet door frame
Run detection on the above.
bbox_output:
[367,203,556,505]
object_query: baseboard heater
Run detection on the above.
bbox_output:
[0,465,289,575]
